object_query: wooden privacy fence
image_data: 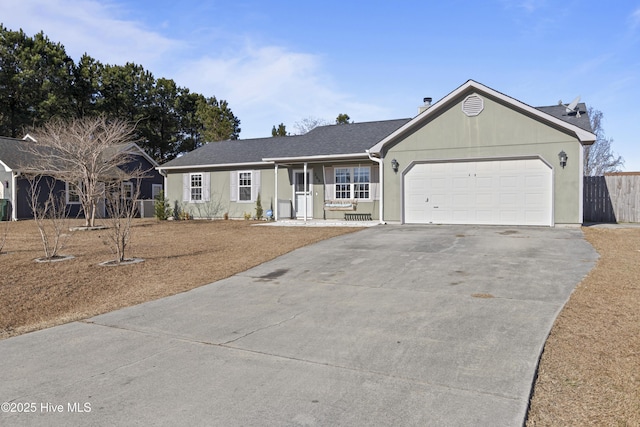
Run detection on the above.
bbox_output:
[584,173,640,223]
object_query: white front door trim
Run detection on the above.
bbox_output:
[293,168,313,220]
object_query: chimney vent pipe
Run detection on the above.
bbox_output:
[418,97,433,114]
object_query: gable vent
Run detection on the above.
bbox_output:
[462,94,484,117]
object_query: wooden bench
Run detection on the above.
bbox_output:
[344,213,372,221]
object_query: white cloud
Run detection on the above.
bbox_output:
[0,0,182,68]
[175,43,388,138]
[0,0,387,138]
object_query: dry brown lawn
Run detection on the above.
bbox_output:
[0,219,358,339]
[527,227,640,426]
[1,220,638,425]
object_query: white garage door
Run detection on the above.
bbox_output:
[404,159,552,226]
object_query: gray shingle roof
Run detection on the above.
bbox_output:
[536,103,593,133]
[0,137,41,170]
[160,119,411,168]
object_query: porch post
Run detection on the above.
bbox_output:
[303,162,308,222]
[379,157,384,223]
[274,164,278,221]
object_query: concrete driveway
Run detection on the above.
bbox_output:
[0,225,597,426]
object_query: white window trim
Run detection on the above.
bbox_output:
[123,182,134,200]
[152,183,163,200]
[334,166,371,201]
[65,181,81,205]
[237,170,253,203]
[189,172,203,203]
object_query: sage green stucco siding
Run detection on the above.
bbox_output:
[166,167,276,219]
[383,94,584,224]
[165,163,381,221]
[274,163,380,220]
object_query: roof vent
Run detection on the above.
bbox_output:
[462,94,484,117]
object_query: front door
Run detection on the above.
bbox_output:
[294,170,313,219]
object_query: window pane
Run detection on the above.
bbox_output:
[335,184,350,199]
[354,183,369,199]
[238,171,252,201]
[123,182,133,199]
[239,187,251,201]
[354,167,370,183]
[239,172,251,186]
[190,174,203,201]
[68,182,80,203]
[335,168,350,184]
[353,167,370,199]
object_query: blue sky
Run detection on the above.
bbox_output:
[2,0,639,169]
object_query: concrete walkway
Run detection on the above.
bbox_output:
[0,225,598,426]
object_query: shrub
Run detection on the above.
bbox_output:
[255,193,263,220]
[154,191,171,220]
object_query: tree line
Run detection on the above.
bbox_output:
[0,25,240,162]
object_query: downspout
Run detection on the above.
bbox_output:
[366,150,385,224]
[578,144,584,225]
[158,168,168,195]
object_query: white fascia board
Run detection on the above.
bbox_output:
[0,159,13,172]
[125,143,160,167]
[262,153,369,163]
[370,80,596,153]
[157,161,271,171]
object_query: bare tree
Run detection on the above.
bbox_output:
[584,107,624,176]
[23,116,139,227]
[294,116,329,135]
[101,175,143,264]
[26,174,72,260]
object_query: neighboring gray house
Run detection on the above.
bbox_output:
[0,138,164,220]
[158,80,596,226]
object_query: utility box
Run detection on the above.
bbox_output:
[0,199,8,221]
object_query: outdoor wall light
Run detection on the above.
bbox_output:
[391,158,399,173]
[4,181,8,188]
[558,150,568,169]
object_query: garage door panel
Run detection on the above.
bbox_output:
[475,193,494,206]
[525,192,546,206]
[499,175,518,189]
[475,210,493,222]
[431,177,448,190]
[404,159,552,226]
